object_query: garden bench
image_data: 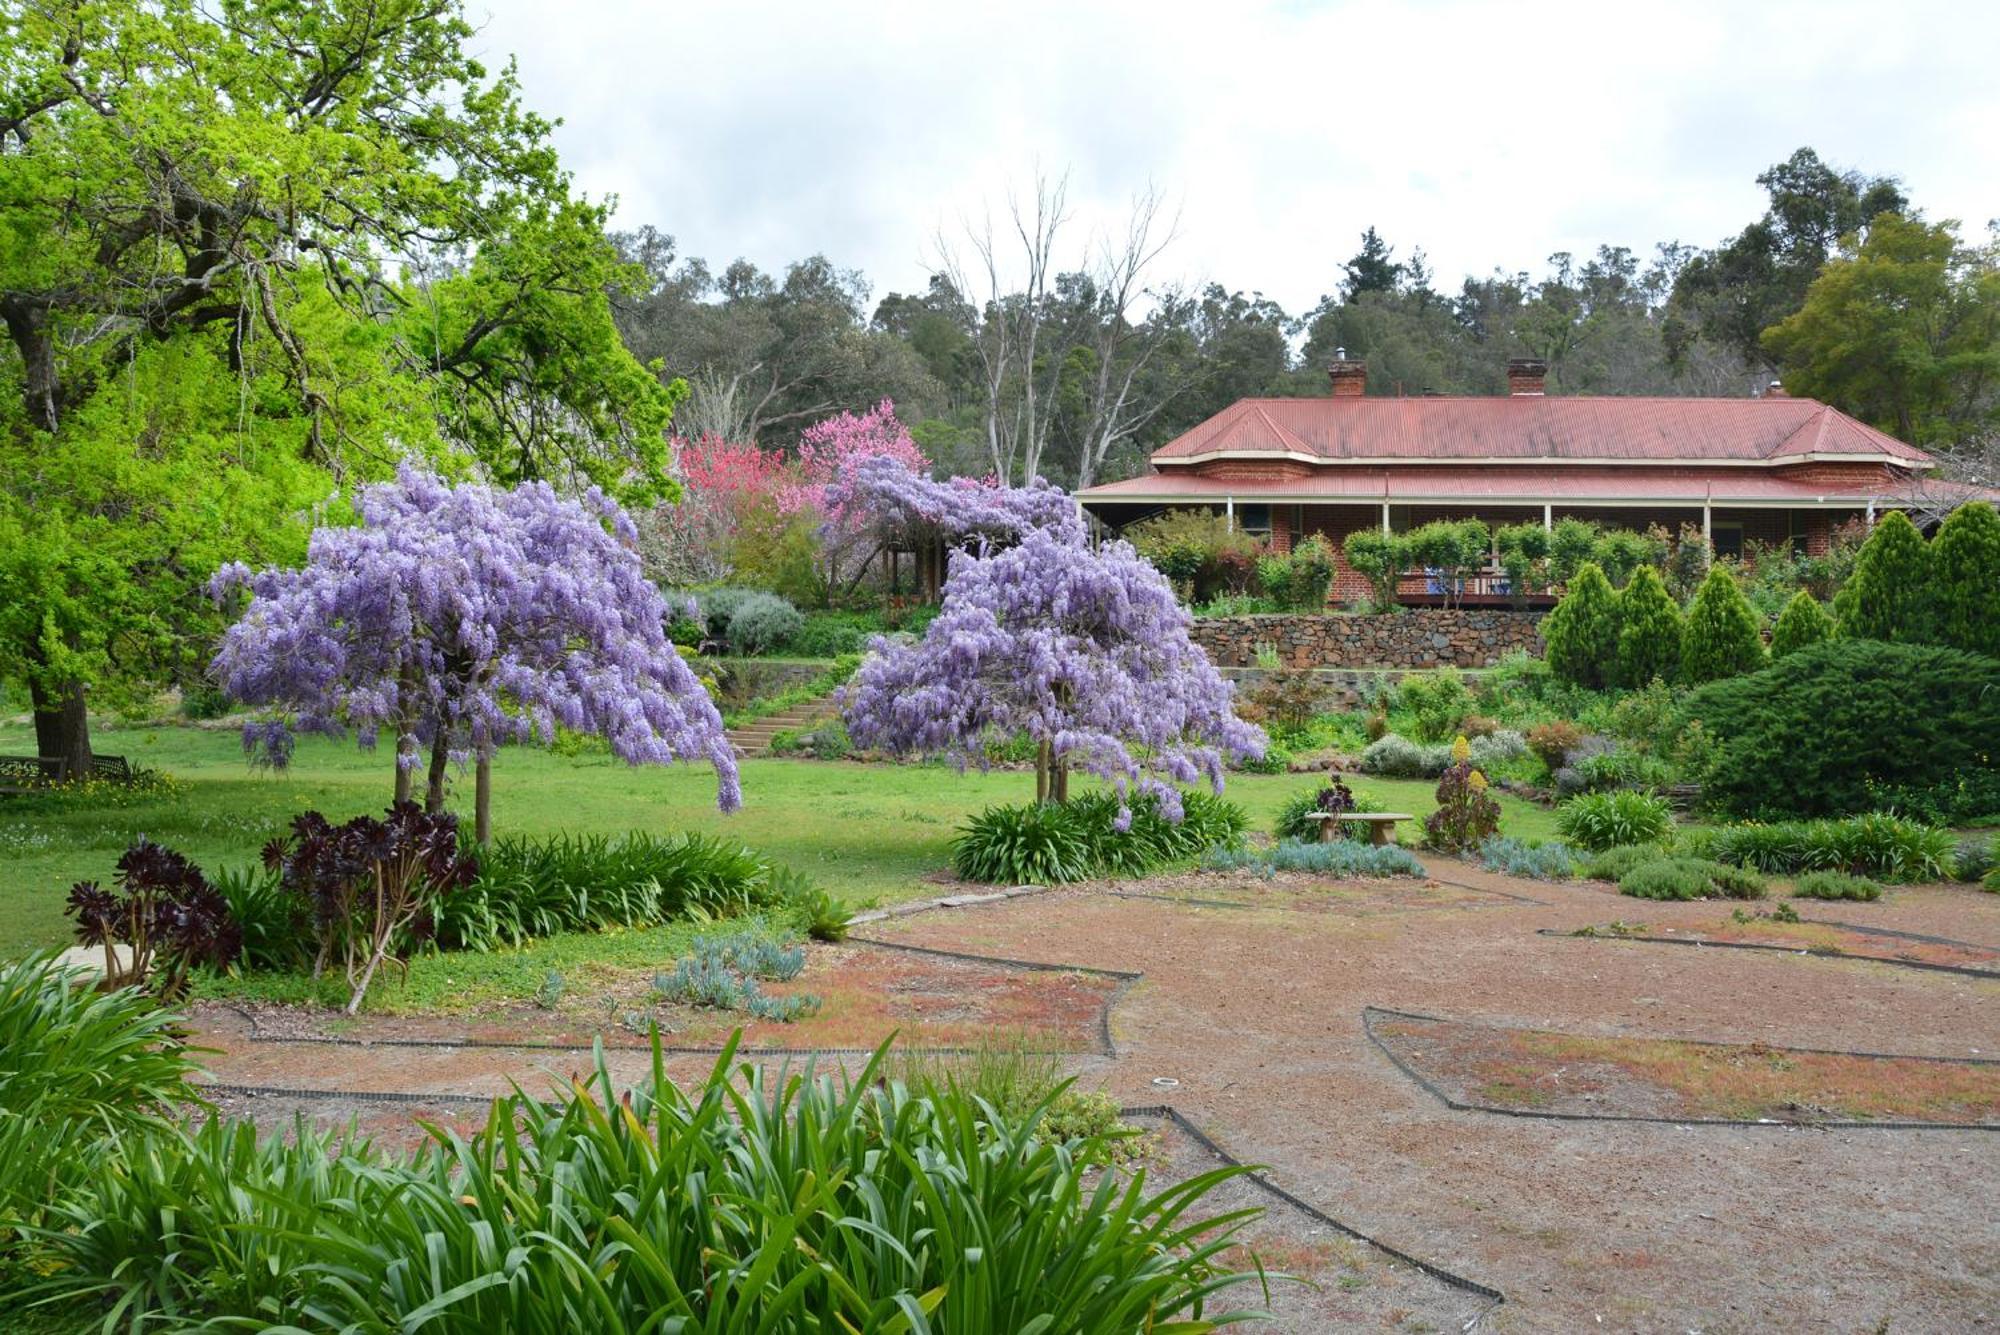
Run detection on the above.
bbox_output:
[1304,811,1414,846]
[0,753,133,794]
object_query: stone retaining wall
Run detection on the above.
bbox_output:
[1191,610,1545,669]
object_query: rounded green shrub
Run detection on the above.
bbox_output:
[1931,501,2000,658]
[1613,565,1682,687]
[1619,857,1765,901]
[1790,871,1882,902]
[1680,564,1765,683]
[1582,843,1663,882]
[1682,639,2000,818]
[1555,790,1674,851]
[951,803,1094,885]
[727,592,806,655]
[1397,668,1473,742]
[1835,510,1936,644]
[1768,589,1834,658]
[1544,562,1620,688]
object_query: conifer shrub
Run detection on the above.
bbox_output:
[1835,510,1936,644]
[1543,562,1620,688]
[1613,565,1682,687]
[1931,501,2000,658]
[1679,564,1765,683]
[1769,589,1835,658]
[1683,639,2000,818]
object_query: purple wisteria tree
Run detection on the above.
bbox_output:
[210,467,740,842]
[842,524,1265,820]
[824,454,1083,600]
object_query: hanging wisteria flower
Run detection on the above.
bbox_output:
[842,525,1265,822]
[825,454,1084,551]
[209,465,741,813]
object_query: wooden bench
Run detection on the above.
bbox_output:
[1304,811,1415,846]
[0,753,133,795]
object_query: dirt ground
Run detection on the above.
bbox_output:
[186,861,2000,1332]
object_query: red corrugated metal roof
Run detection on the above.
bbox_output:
[1143,395,1931,467]
[1076,465,1965,506]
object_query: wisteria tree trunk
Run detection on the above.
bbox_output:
[1034,742,1070,805]
[475,755,492,845]
[425,729,450,814]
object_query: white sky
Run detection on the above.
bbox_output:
[471,0,2000,316]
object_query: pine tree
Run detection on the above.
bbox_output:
[1613,566,1683,686]
[1769,590,1835,658]
[1931,501,2000,658]
[1543,563,1620,689]
[1834,510,1936,643]
[1681,565,1766,683]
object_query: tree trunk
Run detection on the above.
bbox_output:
[475,754,492,845]
[1035,740,1050,805]
[28,674,91,782]
[425,728,450,813]
[394,746,413,805]
[2,299,60,433]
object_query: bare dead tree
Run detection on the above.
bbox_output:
[1073,183,1185,491]
[1893,431,2000,526]
[935,172,1075,483]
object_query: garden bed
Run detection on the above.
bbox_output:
[198,941,1121,1054]
[1553,913,2000,977]
[1368,1010,2000,1126]
[1111,869,1541,914]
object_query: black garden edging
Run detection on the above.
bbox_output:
[1534,926,2000,980]
[189,1078,1504,1320]
[220,937,1139,1059]
[1362,1005,2000,1132]
[1118,1103,1506,1318]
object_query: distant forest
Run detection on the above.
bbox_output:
[610,148,1999,488]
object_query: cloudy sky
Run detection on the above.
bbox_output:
[472,0,2000,315]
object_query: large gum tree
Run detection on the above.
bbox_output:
[0,0,680,775]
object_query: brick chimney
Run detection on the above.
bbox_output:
[1328,350,1368,398]
[1506,358,1548,397]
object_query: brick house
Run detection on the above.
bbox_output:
[1075,357,1970,606]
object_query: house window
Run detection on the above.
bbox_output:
[1711,522,1745,559]
[1237,503,1271,541]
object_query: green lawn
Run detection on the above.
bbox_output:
[0,720,1558,954]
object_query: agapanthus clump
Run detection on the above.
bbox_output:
[211,466,741,839]
[842,525,1265,824]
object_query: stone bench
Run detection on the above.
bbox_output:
[1303,811,1415,847]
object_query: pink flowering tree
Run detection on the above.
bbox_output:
[780,400,931,599]
[638,434,789,585]
[210,467,741,842]
[842,525,1265,821]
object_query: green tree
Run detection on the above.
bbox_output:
[1548,518,1602,586]
[1668,147,1907,373]
[1342,529,1411,613]
[1834,511,1936,644]
[1931,501,2000,658]
[1543,563,1620,689]
[1613,566,1682,686]
[0,0,679,772]
[1769,590,1836,657]
[1680,565,1767,683]
[1761,214,2000,444]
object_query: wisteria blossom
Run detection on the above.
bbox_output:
[826,454,1084,550]
[842,525,1265,823]
[778,401,932,594]
[210,467,741,832]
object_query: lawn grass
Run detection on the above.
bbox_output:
[0,720,1560,954]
